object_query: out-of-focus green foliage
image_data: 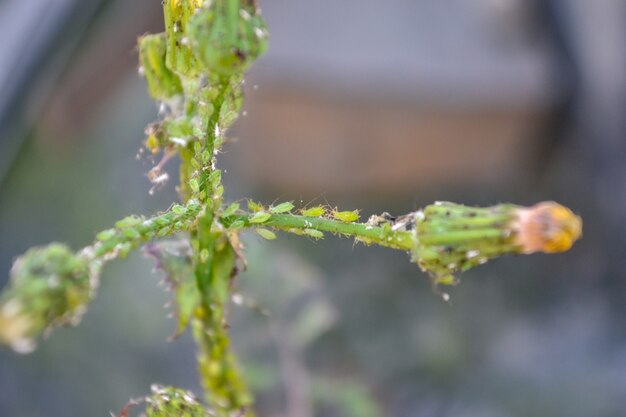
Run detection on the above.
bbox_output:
[0,244,96,353]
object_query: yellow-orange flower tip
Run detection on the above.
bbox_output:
[512,201,582,254]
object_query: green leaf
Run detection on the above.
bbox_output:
[332,210,360,222]
[222,202,240,217]
[270,202,294,214]
[301,206,326,217]
[249,212,271,224]
[138,33,183,100]
[256,229,277,240]
[304,228,324,239]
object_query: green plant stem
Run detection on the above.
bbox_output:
[223,213,415,251]
[88,201,201,261]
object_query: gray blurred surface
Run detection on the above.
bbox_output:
[0,0,103,184]
[257,0,554,106]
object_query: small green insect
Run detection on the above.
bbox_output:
[332,210,360,222]
[301,206,326,217]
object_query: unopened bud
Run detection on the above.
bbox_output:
[411,201,582,285]
[187,0,268,76]
[0,244,99,353]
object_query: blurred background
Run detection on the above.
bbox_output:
[0,0,625,416]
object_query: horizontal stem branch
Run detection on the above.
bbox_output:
[222,213,415,251]
[87,200,202,261]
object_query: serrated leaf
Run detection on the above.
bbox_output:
[304,228,324,239]
[249,212,271,224]
[256,228,277,240]
[332,210,360,222]
[301,206,326,217]
[248,200,264,212]
[222,202,240,217]
[270,202,294,214]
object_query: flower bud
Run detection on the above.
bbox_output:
[411,201,582,285]
[187,0,268,76]
[0,244,98,353]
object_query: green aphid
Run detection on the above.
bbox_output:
[256,228,277,240]
[332,210,360,222]
[249,212,271,224]
[304,228,324,239]
[208,170,222,186]
[270,202,294,214]
[172,204,187,215]
[189,178,200,193]
[229,220,245,229]
[96,229,116,242]
[115,215,143,229]
[247,200,264,212]
[301,206,326,217]
[222,202,240,217]
[123,227,142,240]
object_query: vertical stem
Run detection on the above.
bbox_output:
[192,220,253,415]
[190,77,253,414]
